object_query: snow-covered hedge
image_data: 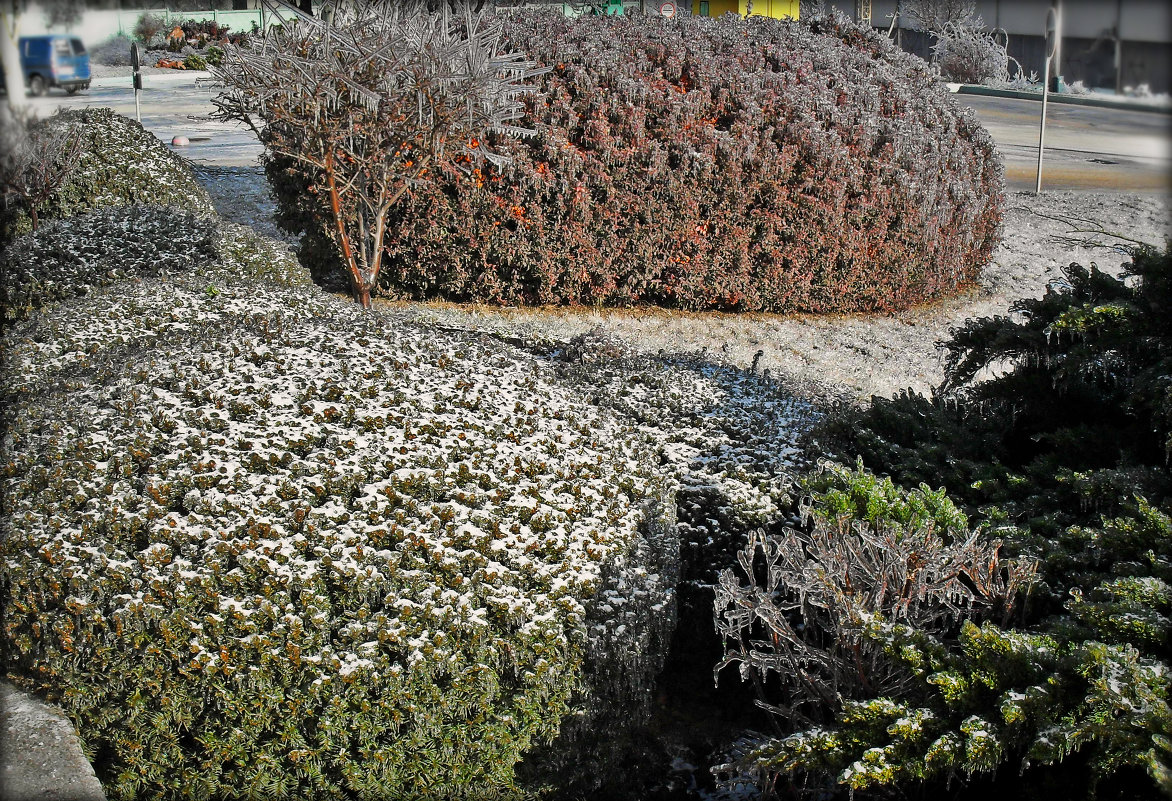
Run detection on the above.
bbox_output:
[0,246,677,797]
[0,205,305,328]
[1,107,213,240]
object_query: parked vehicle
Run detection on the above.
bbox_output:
[0,35,91,96]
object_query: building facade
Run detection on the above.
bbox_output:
[850,0,1170,94]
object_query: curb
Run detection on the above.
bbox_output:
[0,681,105,801]
[949,83,1172,115]
[90,70,213,90]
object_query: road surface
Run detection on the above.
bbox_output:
[959,92,1172,193]
[28,71,264,167]
[26,71,1172,193]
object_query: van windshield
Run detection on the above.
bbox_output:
[70,38,86,55]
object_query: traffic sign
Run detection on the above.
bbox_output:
[659,2,676,17]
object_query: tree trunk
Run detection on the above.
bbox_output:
[355,284,372,308]
[1,12,28,110]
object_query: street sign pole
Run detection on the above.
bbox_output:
[1035,6,1058,194]
[131,42,143,124]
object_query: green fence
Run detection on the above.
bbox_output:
[114,7,294,38]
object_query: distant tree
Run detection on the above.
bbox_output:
[901,0,974,33]
[1,0,84,107]
[212,0,544,307]
[132,12,165,47]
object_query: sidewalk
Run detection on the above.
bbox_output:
[90,68,214,90]
[948,82,1172,115]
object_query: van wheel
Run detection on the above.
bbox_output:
[28,74,47,97]
[66,85,80,95]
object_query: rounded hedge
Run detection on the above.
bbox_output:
[0,243,676,798]
[0,205,305,329]
[1,108,214,242]
[280,11,1002,313]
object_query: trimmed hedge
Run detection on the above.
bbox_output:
[0,108,214,243]
[0,205,306,329]
[0,230,677,798]
[275,11,1002,313]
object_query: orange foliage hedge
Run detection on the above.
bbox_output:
[280,12,1003,314]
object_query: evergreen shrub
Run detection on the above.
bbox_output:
[1,257,676,798]
[0,108,214,243]
[277,11,1002,313]
[812,244,1172,553]
[774,245,1172,798]
[0,206,305,329]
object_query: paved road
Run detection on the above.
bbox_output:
[959,93,1172,193]
[26,71,1172,192]
[28,71,264,167]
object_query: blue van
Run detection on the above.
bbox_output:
[0,35,91,96]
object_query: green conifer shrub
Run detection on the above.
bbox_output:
[272,11,1002,313]
[812,244,1172,570]
[762,244,1172,798]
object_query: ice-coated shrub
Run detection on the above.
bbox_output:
[931,19,1019,85]
[133,13,166,47]
[0,205,304,329]
[522,333,813,796]
[786,245,1172,798]
[0,263,678,798]
[712,463,1039,796]
[0,108,214,241]
[278,11,1002,313]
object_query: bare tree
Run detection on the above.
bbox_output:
[900,0,975,33]
[211,0,545,307]
[0,106,82,232]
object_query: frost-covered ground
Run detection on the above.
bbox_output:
[395,191,1170,405]
[196,168,1169,406]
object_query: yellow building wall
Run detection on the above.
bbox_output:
[698,1,799,19]
[740,0,799,19]
[702,0,740,16]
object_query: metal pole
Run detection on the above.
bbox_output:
[1035,7,1057,194]
[131,42,142,124]
[1035,54,1049,193]
[1114,0,1123,94]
